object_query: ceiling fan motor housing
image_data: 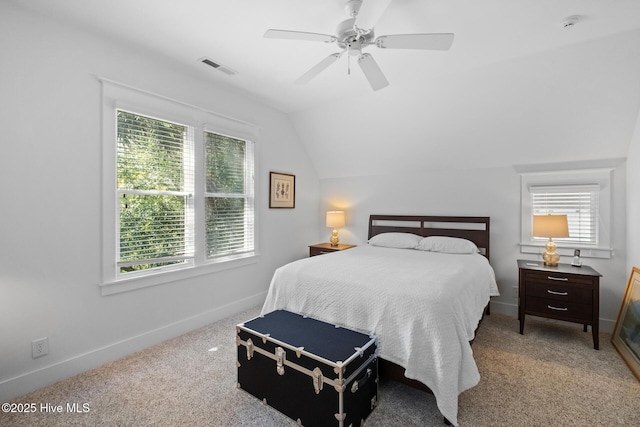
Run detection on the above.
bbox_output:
[336,18,374,49]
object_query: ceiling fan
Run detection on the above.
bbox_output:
[264,0,454,91]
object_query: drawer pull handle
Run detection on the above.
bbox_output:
[548,305,568,311]
[547,290,568,296]
[548,276,568,281]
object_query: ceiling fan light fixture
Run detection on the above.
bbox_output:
[347,40,363,56]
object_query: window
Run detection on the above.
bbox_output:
[519,168,612,259]
[101,78,258,294]
[531,185,599,245]
[205,132,254,259]
[117,110,195,274]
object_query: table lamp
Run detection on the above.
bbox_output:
[532,214,569,266]
[326,211,345,246]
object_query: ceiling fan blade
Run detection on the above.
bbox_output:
[264,29,337,43]
[355,0,394,30]
[295,53,342,85]
[375,33,454,50]
[358,53,389,91]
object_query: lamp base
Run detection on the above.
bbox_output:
[330,229,339,247]
[542,238,560,267]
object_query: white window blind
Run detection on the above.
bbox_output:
[530,185,599,245]
[205,132,254,258]
[117,110,195,274]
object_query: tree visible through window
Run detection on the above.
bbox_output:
[115,109,255,279]
[102,80,258,292]
[117,110,194,274]
[205,132,254,258]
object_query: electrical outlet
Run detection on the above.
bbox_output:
[511,286,518,298]
[32,337,49,358]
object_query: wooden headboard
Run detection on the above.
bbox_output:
[368,215,491,261]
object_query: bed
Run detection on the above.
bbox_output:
[261,215,500,426]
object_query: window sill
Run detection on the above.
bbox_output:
[519,243,612,259]
[100,253,259,296]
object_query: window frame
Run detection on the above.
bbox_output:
[519,168,613,259]
[100,78,259,295]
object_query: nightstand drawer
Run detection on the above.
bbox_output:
[524,270,594,286]
[309,247,335,257]
[526,296,592,322]
[524,281,593,302]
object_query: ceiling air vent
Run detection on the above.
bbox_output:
[199,57,238,76]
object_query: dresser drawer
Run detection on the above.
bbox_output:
[526,296,592,322]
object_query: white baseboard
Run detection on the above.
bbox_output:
[0,292,266,403]
[489,300,518,317]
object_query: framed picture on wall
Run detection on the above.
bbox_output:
[269,172,295,208]
[612,266,640,381]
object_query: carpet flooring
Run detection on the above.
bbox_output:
[2,306,639,426]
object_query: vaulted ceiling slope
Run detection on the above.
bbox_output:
[14,0,640,178]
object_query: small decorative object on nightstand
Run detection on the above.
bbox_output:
[518,259,602,349]
[309,243,356,257]
[571,249,582,267]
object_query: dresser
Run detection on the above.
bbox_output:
[517,259,601,349]
[309,243,356,257]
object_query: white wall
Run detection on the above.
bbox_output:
[0,3,319,401]
[319,164,628,330]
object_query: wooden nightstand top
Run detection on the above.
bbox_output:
[309,243,356,251]
[309,243,356,257]
[517,259,601,277]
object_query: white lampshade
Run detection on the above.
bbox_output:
[326,211,345,228]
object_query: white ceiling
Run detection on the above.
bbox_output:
[13,0,640,178]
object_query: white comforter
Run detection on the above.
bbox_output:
[261,245,500,426]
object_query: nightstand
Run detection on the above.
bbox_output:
[309,243,356,257]
[518,259,601,349]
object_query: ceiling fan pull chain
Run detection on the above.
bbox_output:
[347,45,351,75]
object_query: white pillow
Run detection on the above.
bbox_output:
[368,232,422,249]
[416,236,479,254]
